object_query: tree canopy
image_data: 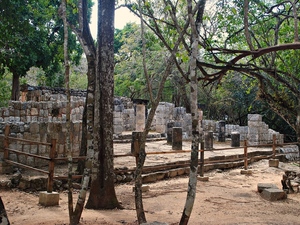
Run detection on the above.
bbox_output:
[0,0,83,100]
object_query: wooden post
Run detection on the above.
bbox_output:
[131,132,142,165]
[47,139,56,193]
[199,142,204,177]
[272,134,276,159]
[243,140,248,170]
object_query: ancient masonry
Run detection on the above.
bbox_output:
[0,86,283,167]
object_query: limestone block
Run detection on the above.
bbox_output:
[30,122,40,134]
[47,102,53,109]
[114,126,123,135]
[155,124,165,133]
[39,191,59,206]
[3,109,9,117]
[248,114,262,121]
[113,111,122,118]
[197,176,209,181]
[269,159,279,168]
[142,174,157,183]
[260,188,287,201]
[114,117,123,125]
[31,108,39,116]
[257,183,279,193]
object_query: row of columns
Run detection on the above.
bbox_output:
[133,100,241,150]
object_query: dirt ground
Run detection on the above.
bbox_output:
[2,159,300,225]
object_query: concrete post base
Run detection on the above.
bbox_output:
[240,169,252,175]
[197,176,209,182]
[39,191,59,206]
[269,159,279,168]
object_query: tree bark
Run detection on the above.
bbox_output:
[85,0,121,209]
[0,197,10,225]
[180,1,205,224]
[11,72,20,101]
[72,0,97,175]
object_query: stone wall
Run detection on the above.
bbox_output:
[247,114,284,145]
[0,86,285,167]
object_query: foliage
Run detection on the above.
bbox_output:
[0,0,83,92]
[114,22,174,101]
[0,68,12,107]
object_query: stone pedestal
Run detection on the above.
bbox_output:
[218,120,226,142]
[166,122,174,145]
[39,191,59,206]
[204,131,213,150]
[172,127,182,150]
[231,132,240,147]
[133,99,148,132]
[135,104,146,132]
[269,159,279,168]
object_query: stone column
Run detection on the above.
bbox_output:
[218,120,226,142]
[231,131,240,147]
[166,121,174,145]
[172,127,182,150]
[133,99,149,132]
[204,131,213,150]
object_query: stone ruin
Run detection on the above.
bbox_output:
[0,85,284,167]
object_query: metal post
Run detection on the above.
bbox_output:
[47,139,56,193]
[244,140,248,170]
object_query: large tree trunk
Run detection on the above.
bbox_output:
[11,72,20,101]
[85,0,121,209]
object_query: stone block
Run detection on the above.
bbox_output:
[31,108,39,116]
[257,183,279,193]
[142,174,157,183]
[248,114,262,121]
[269,159,279,168]
[197,176,209,182]
[240,169,252,175]
[39,191,60,206]
[132,185,150,193]
[141,222,168,225]
[168,169,178,178]
[260,188,287,201]
[172,127,182,150]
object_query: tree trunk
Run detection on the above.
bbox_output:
[133,1,192,222]
[11,72,20,101]
[76,0,97,175]
[180,1,205,224]
[85,0,121,209]
[59,1,75,224]
[0,197,10,225]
